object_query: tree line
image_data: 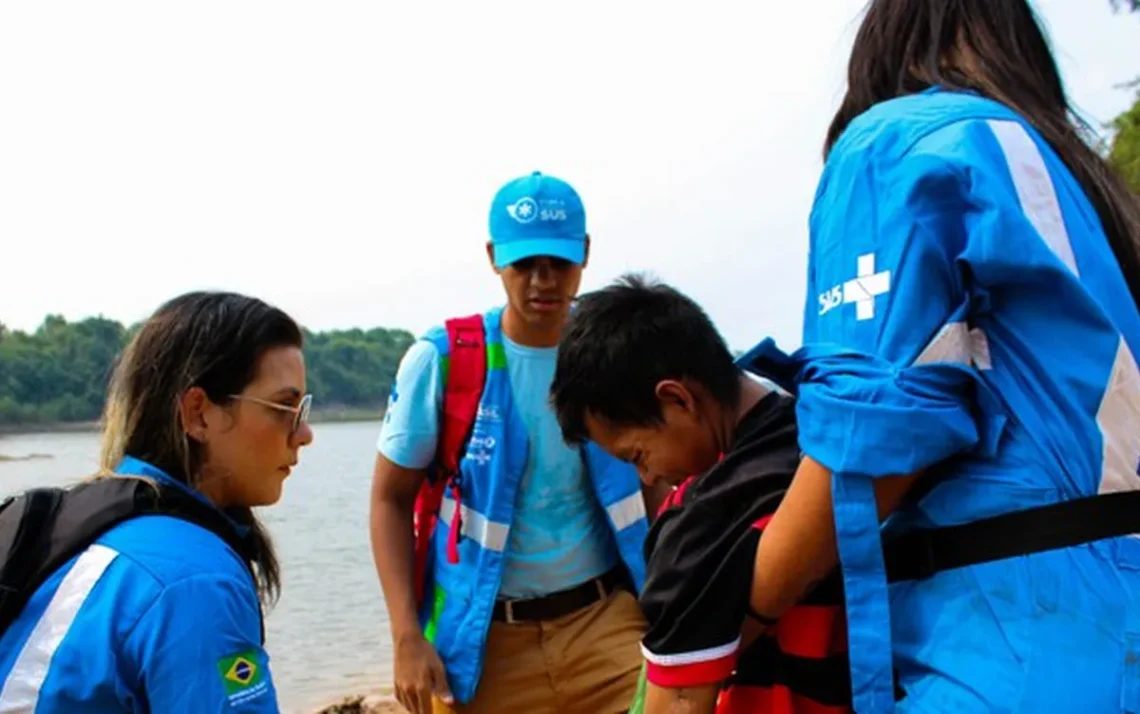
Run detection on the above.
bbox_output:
[0,315,414,427]
[1107,0,1139,191]
[1110,90,1139,192]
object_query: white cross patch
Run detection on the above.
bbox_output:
[843,253,891,320]
[818,253,892,321]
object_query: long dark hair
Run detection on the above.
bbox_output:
[100,291,303,606]
[826,0,1140,311]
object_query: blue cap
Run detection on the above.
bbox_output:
[488,171,587,268]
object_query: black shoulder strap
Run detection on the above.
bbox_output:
[884,489,1140,582]
[0,488,63,632]
[0,478,265,642]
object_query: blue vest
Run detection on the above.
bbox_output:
[417,307,649,704]
[741,89,1140,712]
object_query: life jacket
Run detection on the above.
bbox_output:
[0,476,264,642]
[408,306,649,704]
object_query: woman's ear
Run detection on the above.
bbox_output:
[179,386,211,443]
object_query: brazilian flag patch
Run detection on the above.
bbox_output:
[217,650,268,705]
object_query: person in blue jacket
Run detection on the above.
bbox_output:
[735,1,1140,712]
[0,291,315,713]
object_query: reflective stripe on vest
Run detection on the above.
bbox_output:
[438,496,509,553]
[0,545,118,709]
[607,491,647,533]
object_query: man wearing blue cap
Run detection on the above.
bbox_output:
[370,172,654,714]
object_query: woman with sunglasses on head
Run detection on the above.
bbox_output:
[0,291,314,713]
[737,1,1140,713]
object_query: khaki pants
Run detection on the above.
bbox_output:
[433,589,646,714]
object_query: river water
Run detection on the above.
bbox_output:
[0,421,392,713]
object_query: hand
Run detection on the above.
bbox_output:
[394,633,453,714]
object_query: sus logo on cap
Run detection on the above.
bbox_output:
[488,171,587,268]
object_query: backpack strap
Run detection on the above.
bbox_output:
[410,314,487,607]
[438,315,487,564]
[438,315,488,475]
[0,489,62,632]
[884,488,1140,582]
[0,478,264,642]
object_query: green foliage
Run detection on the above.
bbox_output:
[0,315,415,426]
[1108,91,1140,193]
[302,326,415,410]
[1106,0,1139,188]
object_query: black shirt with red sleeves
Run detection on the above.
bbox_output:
[638,390,852,714]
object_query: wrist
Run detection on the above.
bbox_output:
[384,594,423,645]
[393,625,426,648]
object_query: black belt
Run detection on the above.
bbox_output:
[492,567,627,624]
[883,489,1140,582]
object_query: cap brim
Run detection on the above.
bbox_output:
[493,238,586,269]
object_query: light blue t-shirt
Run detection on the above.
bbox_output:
[377,334,619,598]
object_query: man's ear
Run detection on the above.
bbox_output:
[179,386,211,443]
[654,379,694,414]
[486,242,502,275]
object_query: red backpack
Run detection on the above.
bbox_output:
[411,314,487,609]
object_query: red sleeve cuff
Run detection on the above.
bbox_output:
[642,637,740,688]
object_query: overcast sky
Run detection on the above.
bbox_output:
[1,1,1137,352]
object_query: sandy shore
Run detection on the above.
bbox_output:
[312,694,404,713]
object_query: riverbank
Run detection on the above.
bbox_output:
[0,406,383,438]
[0,453,52,462]
[0,421,98,437]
